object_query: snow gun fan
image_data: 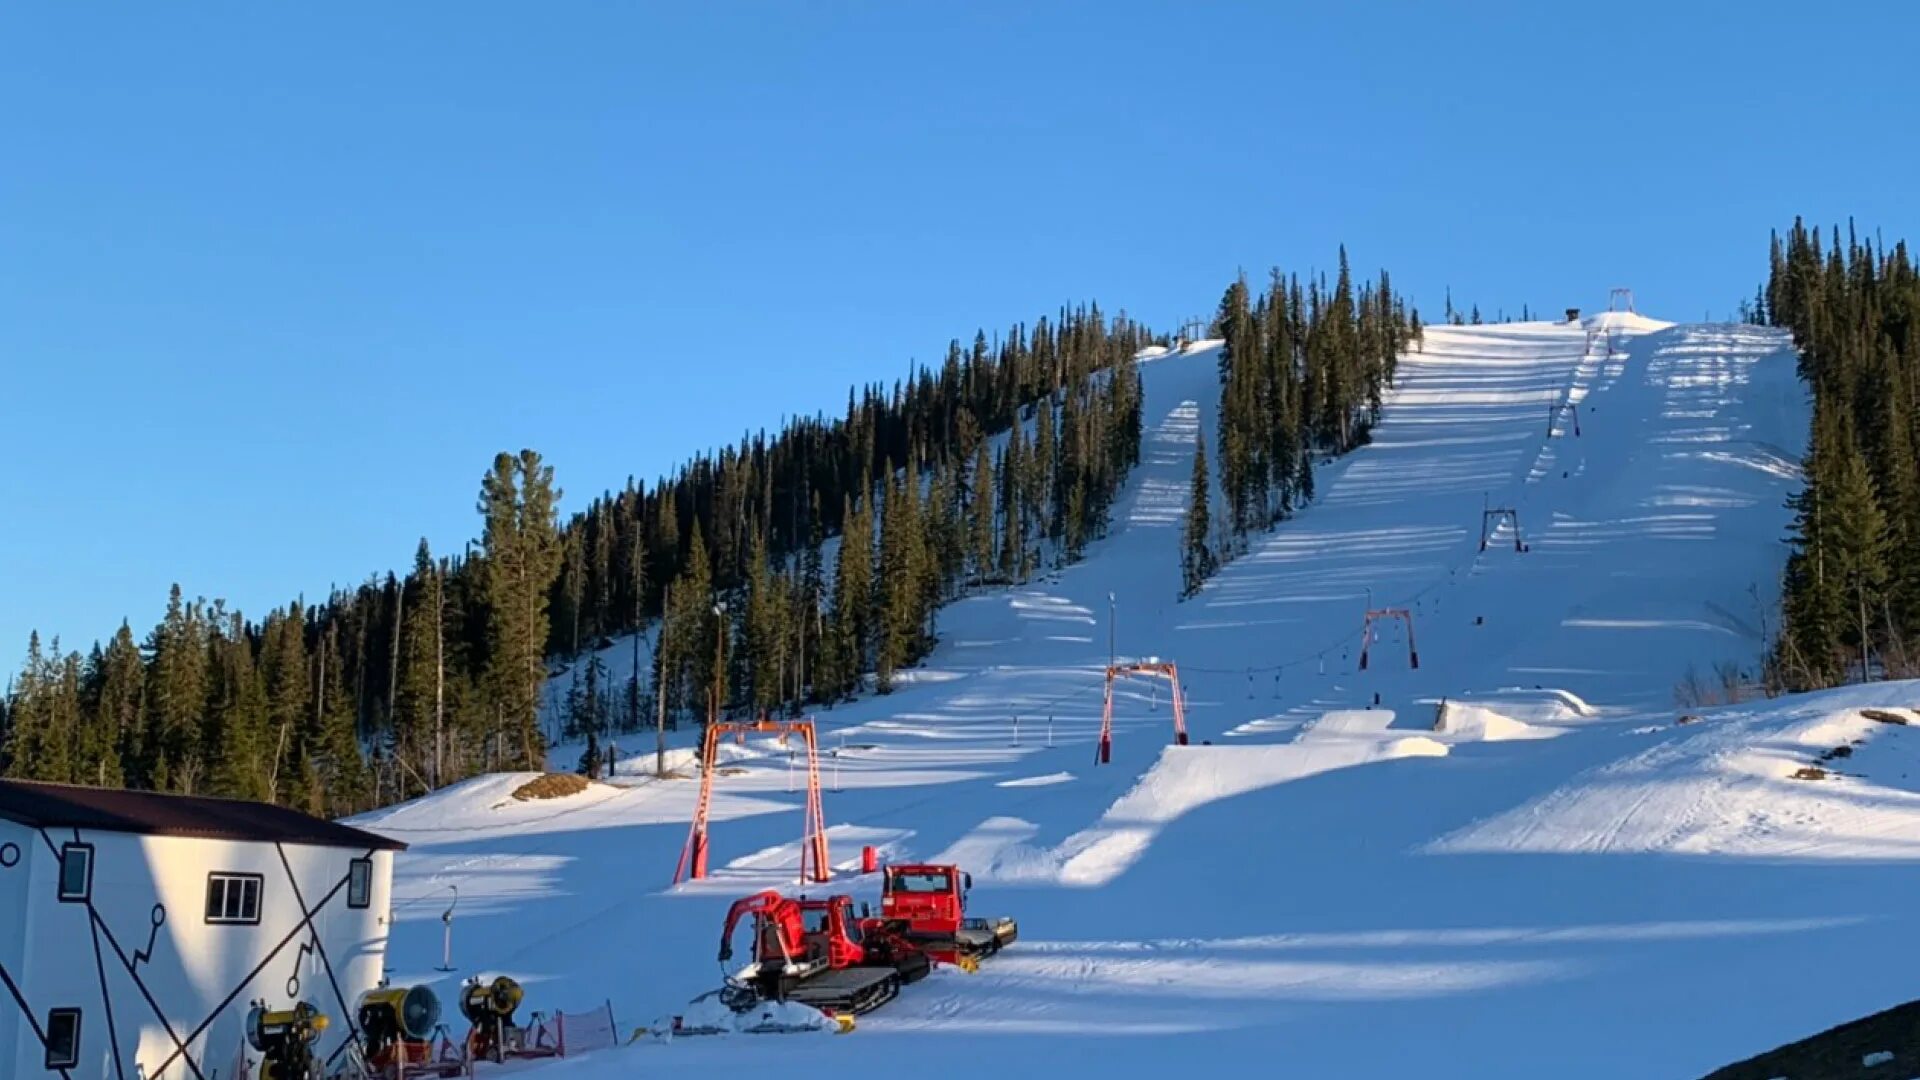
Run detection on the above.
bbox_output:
[246,999,328,1080]
[358,984,464,1078]
[460,975,559,1064]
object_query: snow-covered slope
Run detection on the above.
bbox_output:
[349,316,1920,1078]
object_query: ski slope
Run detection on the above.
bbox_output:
[352,314,1920,1077]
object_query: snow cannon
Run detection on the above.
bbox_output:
[459,975,524,1028]
[459,975,557,1063]
[357,984,448,1072]
[245,999,328,1080]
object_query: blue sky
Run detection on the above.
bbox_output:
[3,2,1916,658]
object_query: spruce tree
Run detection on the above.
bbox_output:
[1182,432,1216,597]
[209,613,271,800]
[970,442,996,583]
[317,622,369,814]
[92,623,144,786]
[4,633,52,779]
[262,606,310,801]
[478,450,564,768]
[145,585,208,790]
[396,540,448,791]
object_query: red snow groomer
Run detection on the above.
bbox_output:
[717,890,933,1015]
[875,863,1018,967]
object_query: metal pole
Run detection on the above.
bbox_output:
[437,886,459,971]
[1108,592,1116,667]
[1012,716,1020,747]
[1047,716,1053,749]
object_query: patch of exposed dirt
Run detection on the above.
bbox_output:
[511,773,593,800]
[1789,765,1830,781]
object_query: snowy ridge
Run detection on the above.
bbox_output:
[349,314,1920,1078]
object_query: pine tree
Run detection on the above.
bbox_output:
[998,436,1022,581]
[145,585,208,790]
[1828,434,1892,681]
[1182,432,1216,597]
[4,633,58,780]
[826,494,871,700]
[478,450,564,769]
[969,442,996,584]
[92,623,143,786]
[396,540,447,792]
[665,520,717,725]
[743,527,787,714]
[262,605,310,801]
[316,622,369,815]
[209,613,271,800]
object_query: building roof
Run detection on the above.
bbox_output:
[0,779,407,851]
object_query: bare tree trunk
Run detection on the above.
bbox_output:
[1859,584,1872,684]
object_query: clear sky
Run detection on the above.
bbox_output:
[3,2,1916,659]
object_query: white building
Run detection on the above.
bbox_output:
[0,778,406,1079]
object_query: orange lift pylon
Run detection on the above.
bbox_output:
[1095,661,1190,765]
[1358,609,1419,671]
[674,715,831,885]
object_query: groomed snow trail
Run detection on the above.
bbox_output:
[353,317,1920,1078]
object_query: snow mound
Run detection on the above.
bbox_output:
[1581,309,1674,334]
[1435,702,1555,742]
[1054,729,1450,886]
[1386,735,1450,758]
[1430,681,1920,858]
[998,772,1075,788]
[660,993,839,1037]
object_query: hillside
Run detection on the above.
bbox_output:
[351,315,1920,1078]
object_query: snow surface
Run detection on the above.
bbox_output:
[348,319,1920,1078]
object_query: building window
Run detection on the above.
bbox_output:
[205,872,263,925]
[347,858,372,909]
[57,843,93,903]
[45,1007,81,1069]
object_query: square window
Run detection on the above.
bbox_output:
[348,858,372,909]
[57,844,92,903]
[45,1008,80,1069]
[205,872,263,925]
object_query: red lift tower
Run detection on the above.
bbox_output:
[675,716,831,885]
[1095,661,1190,765]
[1358,609,1419,671]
